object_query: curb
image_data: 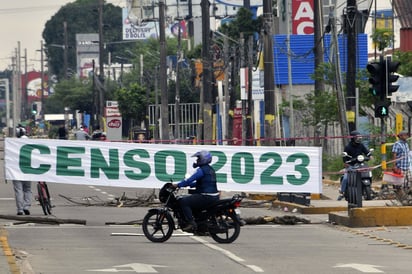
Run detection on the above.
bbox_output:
[0,228,20,274]
[272,201,347,214]
[329,206,412,227]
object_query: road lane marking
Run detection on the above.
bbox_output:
[191,235,264,272]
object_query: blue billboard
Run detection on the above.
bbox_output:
[273,34,368,85]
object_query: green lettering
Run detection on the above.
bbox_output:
[124,149,151,180]
[286,153,310,185]
[19,144,51,174]
[91,148,119,179]
[56,147,85,176]
[154,150,186,182]
[260,152,283,185]
[231,152,254,184]
[210,150,227,183]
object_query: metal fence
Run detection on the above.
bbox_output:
[148,103,199,141]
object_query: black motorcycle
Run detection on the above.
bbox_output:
[142,183,244,244]
[342,149,374,200]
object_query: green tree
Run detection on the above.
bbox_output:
[122,38,199,104]
[394,51,412,76]
[219,8,262,39]
[370,28,393,52]
[114,83,149,125]
[45,78,93,114]
[42,0,127,79]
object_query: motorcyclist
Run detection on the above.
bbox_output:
[172,150,220,232]
[338,130,371,200]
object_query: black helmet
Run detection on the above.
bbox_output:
[350,130,362,144]
[192,150,212,168]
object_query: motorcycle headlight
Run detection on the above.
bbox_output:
[356,155,365,162]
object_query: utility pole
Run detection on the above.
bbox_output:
[187,0,194,40]
[313,0,325,146]
[23,48,28,120]
[40,41,45,121]
[263,0,276,146]
[201,0,213,145]
[313,0,324,97]
[240,33,246,146]
[175,4,182,142]
[246,36,253,145]
[346,0,357,132]
[286,0,294,143]
[159,0,169,143]
[98,0,105,127]
[12,52,18,136]
[63,21,68,79]
[16,42,22,125]
[330,10,349,140]
[223,36,230,144]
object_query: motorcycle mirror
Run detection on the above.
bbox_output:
[342,152,349,157]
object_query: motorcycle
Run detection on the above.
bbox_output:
[341,149,374,200]
[142,183,244,244]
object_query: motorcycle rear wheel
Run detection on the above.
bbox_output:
[210,211,240,244]
[142,210,174,243]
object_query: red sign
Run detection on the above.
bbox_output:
[292,0,314,35]
[105,107,121,117]
[21,71,49,103]
[107,119,121,128]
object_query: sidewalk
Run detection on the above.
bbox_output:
[270,180,412,227]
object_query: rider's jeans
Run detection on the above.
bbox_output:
[179,193,220,222]
[341,166,355,194]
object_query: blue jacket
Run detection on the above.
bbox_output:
[177,165,218,194]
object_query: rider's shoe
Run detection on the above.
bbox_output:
[337,194,344,201]
[182,221,197,232]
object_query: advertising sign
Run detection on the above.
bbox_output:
[76,33,99,78]
[292,0,314,35]
[5,139,322,193]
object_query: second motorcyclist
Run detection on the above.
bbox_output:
[339,130,371,200]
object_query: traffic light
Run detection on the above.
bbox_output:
[31,103,37,115]
[374,100,390,118]
[386,59,400,96]
[366,59,385,98]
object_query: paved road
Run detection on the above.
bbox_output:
[1,181,412,274]
[1,139,412,273]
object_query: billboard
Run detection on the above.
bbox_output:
[292,0,314,35]
[76,33,99,78]
[122,8,187,40]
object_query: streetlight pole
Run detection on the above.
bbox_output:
[263,0,276,145]
[98,0,105,128]
[63,21,68,79]
[159,0,169,143]
[201,0,213,145]
[40,41,45,121]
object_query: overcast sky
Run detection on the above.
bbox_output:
[0,0,392,72]
[0,0,124,71]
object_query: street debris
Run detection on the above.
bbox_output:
[242,215,311,225]
[58,190,157,207]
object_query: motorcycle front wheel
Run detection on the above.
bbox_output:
[210,211,241,244]
[363,185,372,200]
[142,210,174,243]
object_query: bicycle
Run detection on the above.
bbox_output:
[381,170,412,205]
[36,181,53,215]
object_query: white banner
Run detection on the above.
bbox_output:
[5,138,322,193]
